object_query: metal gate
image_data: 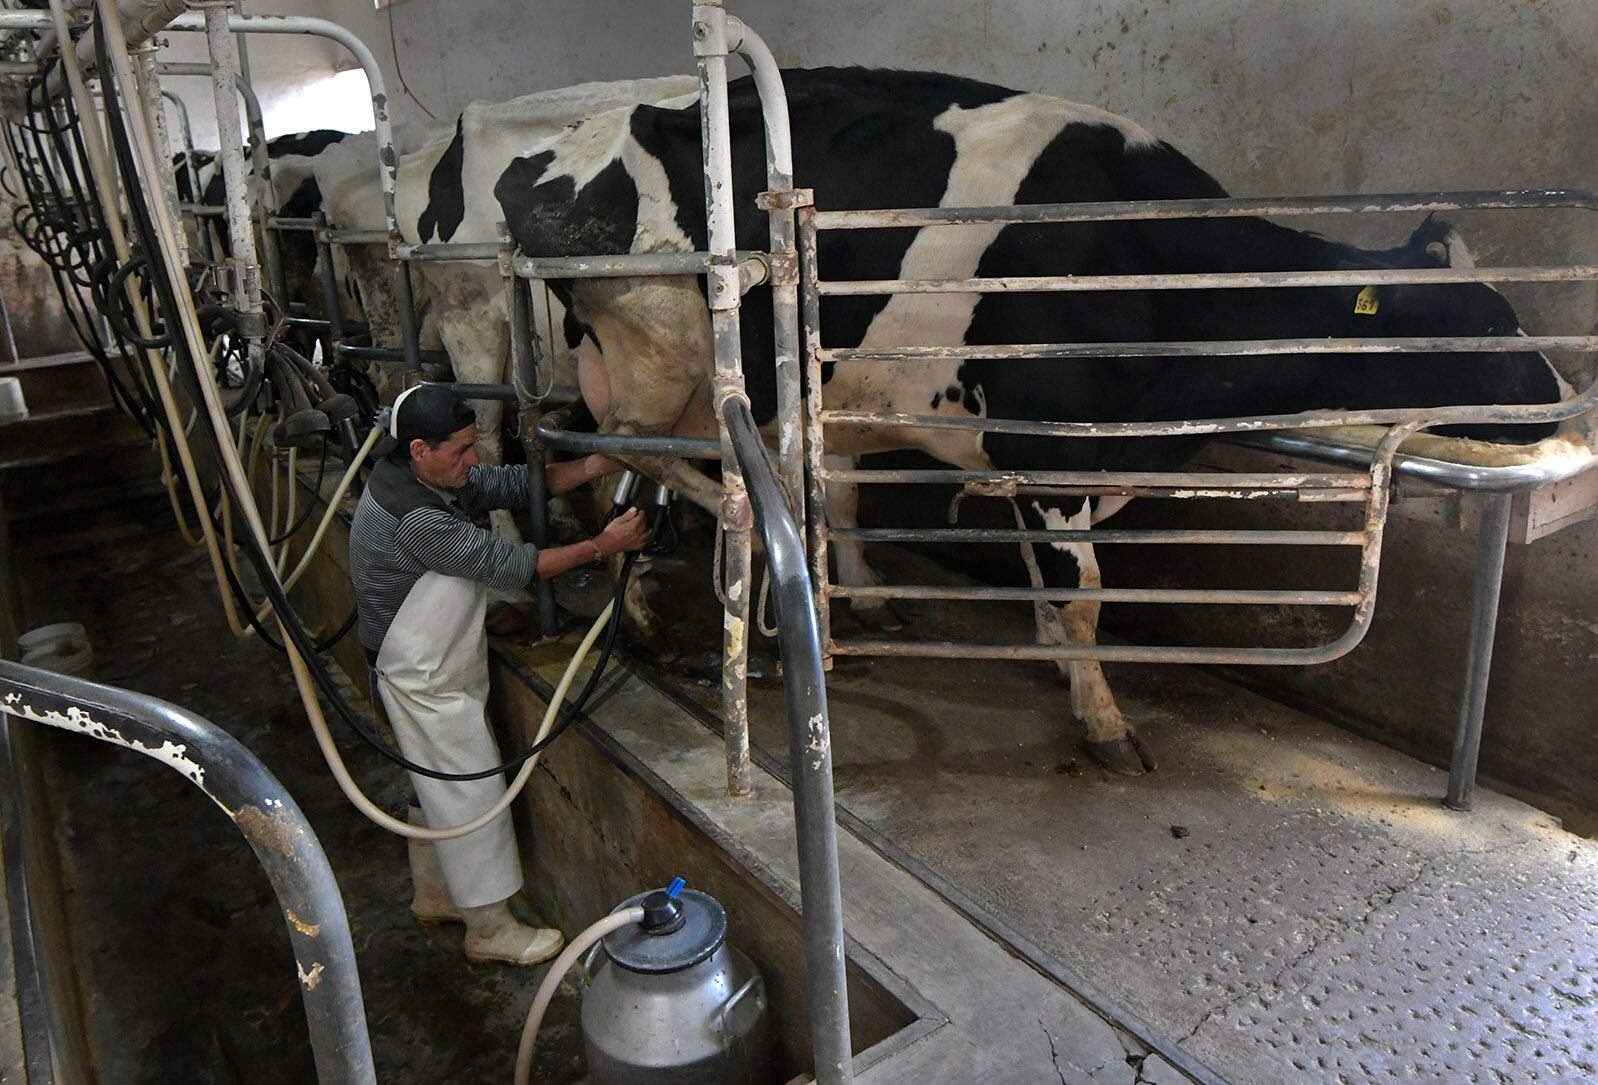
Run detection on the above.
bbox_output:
[795,193,1598,667]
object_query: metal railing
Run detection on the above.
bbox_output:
[0,659,375,1085]
[797,193,1598,675]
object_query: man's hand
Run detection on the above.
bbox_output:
[584,454,623,481]
[596,507,650,556]
[544,454,626,497]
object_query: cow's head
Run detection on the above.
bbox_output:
[1335,217,1566,443]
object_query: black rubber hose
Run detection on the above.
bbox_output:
[104,256,172,349]
[269,436,330,544]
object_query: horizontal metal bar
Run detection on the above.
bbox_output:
[830,584,1365,605]
[815,265,1598,297]
[810,189,1598,230]
[282,316,330,329]
[515,251,716,279]
[824,467,1366,489]
[830,638,1360,665]
[334,344,449,365]
[820,390,1587,437]
[265,216,318,231]
[179,202,227,218]
[448,382,518,402]
[1231,431,1598,493]
[819,335,1598,363]
[394,242,503,261]
[534,414,722,458]
[827,527,1365,545]
[323,228,390,246]
[512,249,763,280]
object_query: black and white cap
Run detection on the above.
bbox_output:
[376,384,476,457]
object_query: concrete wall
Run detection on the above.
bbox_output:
[152,0,367,149]
[317,0,1597,350]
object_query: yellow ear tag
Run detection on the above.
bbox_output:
[1354,285,1380,315]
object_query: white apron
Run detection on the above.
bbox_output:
[375,570,522,909]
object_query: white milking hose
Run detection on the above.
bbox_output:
[513,906,645,1085]
[299,597,616,841]
[272,423,381,597]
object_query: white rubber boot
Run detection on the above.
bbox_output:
[407,807,462,924]
[460,900,565,966]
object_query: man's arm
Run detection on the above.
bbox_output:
[545,454,621,496]
[455,463,531,517]
[397,505,652,588]
[395,506,539,589]
[457,455,620,516]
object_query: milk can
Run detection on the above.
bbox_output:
[582,885,771,1084]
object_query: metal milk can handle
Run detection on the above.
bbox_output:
[581,941,606,985]
[714,975,762,1051]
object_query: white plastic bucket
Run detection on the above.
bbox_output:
[0,375,25,423]
[19,623,94,679]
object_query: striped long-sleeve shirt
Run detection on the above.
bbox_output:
[349,456,538,656]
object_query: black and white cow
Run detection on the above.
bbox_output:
[309,78,696,550]
[475,67,1564,775]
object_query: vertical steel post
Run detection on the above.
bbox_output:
[132,43,186,268]
[728,17,803,518]
[0,279,17,365]
[233,72,286,307]
[1444,492,1514,811]
[393,260,423,372]
[694,0,753,798]
[796,203,833,662]
[503,224,559,638]
[199,1,265,368]
[313,212,345,360]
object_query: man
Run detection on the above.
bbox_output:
[349,384,648,965]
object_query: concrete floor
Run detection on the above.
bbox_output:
[12,491,1597,1084]
[629,543,1598,1085]
[12,497,585,1084]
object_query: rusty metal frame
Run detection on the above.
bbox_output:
[796,192,1598,675]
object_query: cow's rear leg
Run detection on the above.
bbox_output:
[823,456,902,632]
[1015,500,1154,775]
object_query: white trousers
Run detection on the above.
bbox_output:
[376,570,522,909]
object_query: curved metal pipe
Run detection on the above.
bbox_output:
[0,659,375,1085]
[722,395,853,1084]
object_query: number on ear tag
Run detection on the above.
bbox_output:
[1354,285,1380,315]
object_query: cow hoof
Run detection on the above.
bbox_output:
[849,600,904,632]
[622,625,677,665]
[1085,732,1157,776]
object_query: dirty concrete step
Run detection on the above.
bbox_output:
[0,435,163,519]
[0,401,147,462]
[1,351,127,415]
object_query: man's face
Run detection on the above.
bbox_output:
[410,423,479,490]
